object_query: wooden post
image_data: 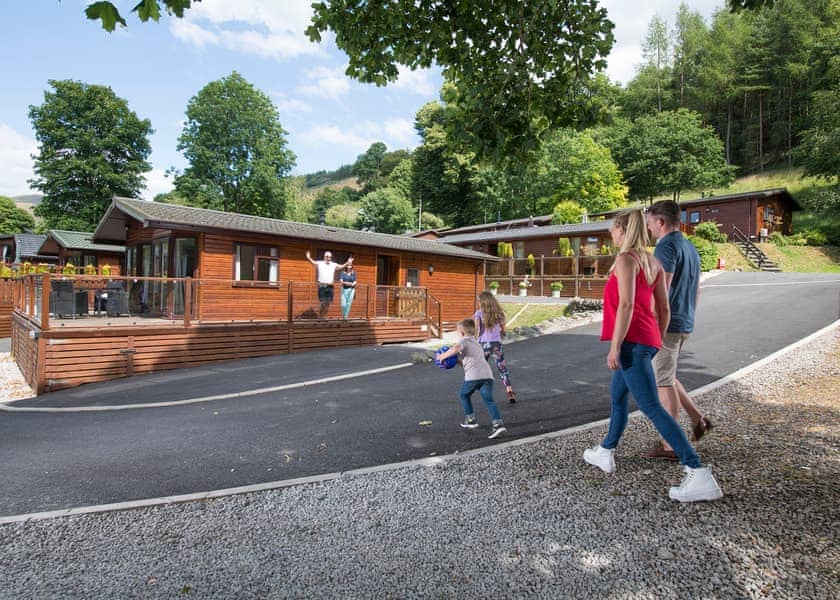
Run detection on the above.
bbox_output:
[40,273,50,331]
[36,334,47,394]
[287,280,294,353]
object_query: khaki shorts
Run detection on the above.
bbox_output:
[653,332,691,386]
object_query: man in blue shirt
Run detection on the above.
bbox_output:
[645,200,713,459]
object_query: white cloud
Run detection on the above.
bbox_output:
[393,66,438,97]
[296,66,350,100]
[0,123,36,197]
[270,92,312,115]
[172,0,323,61]
[298,120,419,155]
[382,118,416,145]
[169,19,219,48]
[139,168,174,201]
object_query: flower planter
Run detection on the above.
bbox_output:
[490,288,498,295]
[551,290,561,298]
[518,288,527,297]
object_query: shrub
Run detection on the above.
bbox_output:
[768,231,787,246]
[550,281,564,291]
[803,229,828,246]
[693,221,727,243]
[786,233,807,246]
[554,237,571,256]
[563,297,603,315]
[687,235,718,271]
[488,280,500,290]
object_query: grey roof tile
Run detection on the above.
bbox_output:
[104,197,496,261]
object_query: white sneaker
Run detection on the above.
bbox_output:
[583,445,615,474]
[669,466,724,502]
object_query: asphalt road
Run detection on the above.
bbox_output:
[1,272,838,517]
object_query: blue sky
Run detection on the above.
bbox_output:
[0,0,722,200]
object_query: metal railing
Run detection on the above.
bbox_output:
[731,225,774,270]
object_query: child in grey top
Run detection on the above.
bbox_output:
[437,318,507,439]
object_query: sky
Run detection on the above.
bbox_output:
[0,0,723,201]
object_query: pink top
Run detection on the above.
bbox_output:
[600,253,662,349]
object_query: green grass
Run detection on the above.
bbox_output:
[757,243,840,273]
[500,303,568,328]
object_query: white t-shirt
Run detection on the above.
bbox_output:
[315,260,340,284]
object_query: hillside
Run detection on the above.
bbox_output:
[302,176,361,198]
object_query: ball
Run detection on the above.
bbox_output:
[434,346,458,370]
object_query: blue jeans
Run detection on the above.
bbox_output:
[602,342,701,468]
[340,287,355,318]
[459,379,501,423]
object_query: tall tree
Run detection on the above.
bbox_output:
[671,4,710,109]
[0,196,36,233]
[410,102,476,226]
[600,110,736,201]
[357,188,415,234]
[307,0,615,165]
[28,79,152,231]
[351,142,388,190]
[525,129,627,215]
[174,72,296,218]
[641,15,672,112]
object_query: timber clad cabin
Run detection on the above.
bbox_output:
[591,188,801,240]
[0,233,54,266]
[37,230,124,276]
[92,197,492,323]
[9,197,495,394]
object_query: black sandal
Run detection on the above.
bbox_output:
[693,416,713,442]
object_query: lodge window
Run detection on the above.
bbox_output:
[234,244,278,284]
[406,268,419,287]
[689,211,701,224]
[513,241,525,258]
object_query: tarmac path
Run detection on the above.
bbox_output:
[1,272,838,517]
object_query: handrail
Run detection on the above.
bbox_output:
[731,225,770,270]
[426,292,442,339]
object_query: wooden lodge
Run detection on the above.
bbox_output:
[437,220,615,299]
[9,197,495,394]
[592,188,802,241]
[37,229,124,276]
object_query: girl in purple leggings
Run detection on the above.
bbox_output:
[473,291,516,403]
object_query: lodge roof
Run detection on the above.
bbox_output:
[94,197,497,262]
[439,220,612,245]
[589,188,802,218]
[0,233,52,262]
[39,230,125,255]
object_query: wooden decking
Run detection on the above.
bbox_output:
[12,312,430,394]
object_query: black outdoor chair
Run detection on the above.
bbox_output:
[104,280,130,317]
[50,279,88,319]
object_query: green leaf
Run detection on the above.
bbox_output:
[85,2,127,32]
[133,0,161,23]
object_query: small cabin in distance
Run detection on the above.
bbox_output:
[37,230,124,275]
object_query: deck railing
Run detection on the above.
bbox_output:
[485,255,615,297]
[6,274,432,330]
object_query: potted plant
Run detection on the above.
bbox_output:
[488,281,500,295]
[550,281,564,298]
[518,278,529,297]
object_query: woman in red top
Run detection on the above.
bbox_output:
[583,208,722,502]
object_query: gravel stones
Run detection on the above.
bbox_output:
[0,327,837,598]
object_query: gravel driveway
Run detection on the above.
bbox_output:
[0,323,836,598]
